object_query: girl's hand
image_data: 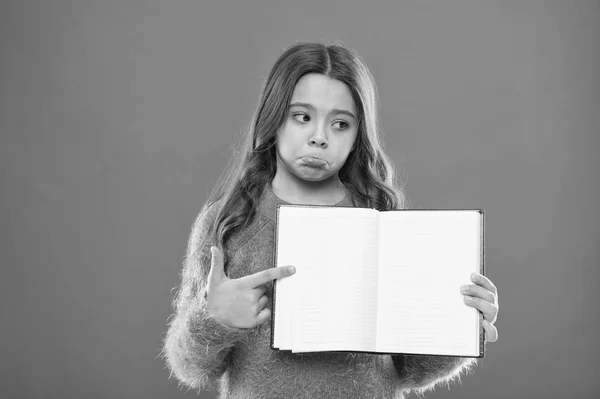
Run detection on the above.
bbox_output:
[205,246,296,329]
[461,273,499,342]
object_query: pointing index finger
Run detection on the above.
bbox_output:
[239,265,296,288]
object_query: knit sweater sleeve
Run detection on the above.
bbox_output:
[162,203,251,392]
[392,354,478,394]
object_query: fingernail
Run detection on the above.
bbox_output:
[464,295,473,302]
[471,273,478,282]
[460,285,469,294]
[288,266,296,274]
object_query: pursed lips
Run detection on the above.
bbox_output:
[300,155,327,167]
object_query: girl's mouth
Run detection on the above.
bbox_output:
[301,157,327,167]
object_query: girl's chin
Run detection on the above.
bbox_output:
[293,170,336,183]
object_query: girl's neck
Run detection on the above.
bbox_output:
[270,174,347,206]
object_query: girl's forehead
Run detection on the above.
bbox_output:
[291,74,356,112]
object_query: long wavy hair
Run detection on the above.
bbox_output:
[205,42,408,259]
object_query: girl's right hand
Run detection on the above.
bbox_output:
[205,246,296,329]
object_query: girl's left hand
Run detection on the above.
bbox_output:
[461,273,499,342]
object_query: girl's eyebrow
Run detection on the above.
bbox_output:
[289,102,356,120]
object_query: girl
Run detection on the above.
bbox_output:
[162,42,499,399]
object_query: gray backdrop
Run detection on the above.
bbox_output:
[1,1,598,398]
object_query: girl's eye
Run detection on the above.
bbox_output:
[333,120,349,130]
[291,113,350,130]
[292,113,310,123]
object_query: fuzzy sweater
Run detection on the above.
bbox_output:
[163,184,477,398]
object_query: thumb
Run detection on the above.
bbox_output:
[207,246,227,285]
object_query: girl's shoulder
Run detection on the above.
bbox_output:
[193,200,220,231]
[186,199,223,251]
[191,197,268,252]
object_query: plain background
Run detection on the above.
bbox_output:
[1,1,598,398]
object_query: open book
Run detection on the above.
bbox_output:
[270,205,485,358]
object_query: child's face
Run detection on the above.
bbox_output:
[275,73,358,184]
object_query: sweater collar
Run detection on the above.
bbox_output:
[258,183,353,223]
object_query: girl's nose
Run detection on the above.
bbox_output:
[309,127,328,148]
[309,137,327,147]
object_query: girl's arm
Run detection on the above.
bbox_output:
[162,203,250,392]
[392,354,478,394]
